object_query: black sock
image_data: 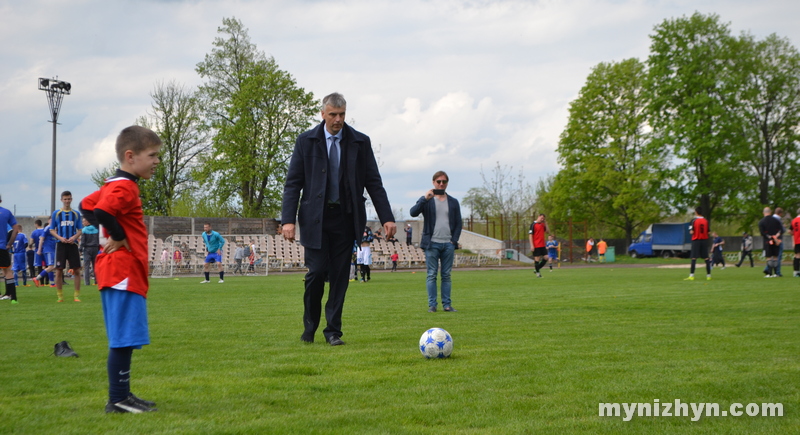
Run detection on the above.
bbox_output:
[108,347,133,403]
[690,260,696,274]
[204,272,210,281]
[219,271,224,280]
[705,259,711,275]
[5,278,16,301]
[794,258,799,273]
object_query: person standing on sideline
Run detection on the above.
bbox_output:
[30,219,46,283]
[81,217,100,286]
[33,218,57,287]
[357,241,372,282]
[597,238,608,263]
[391,250,399,272]
[12,227,28,287]
[735,232,754,268]
[585,238,595,262]
[232,243,245,275]
[200,223,225,284]
[685,207,711,281]
[528,214,549,277]
[282,92,396,346]
[759,207,783,278]
[0,197,21,303]
[545,235,559,271]
[763,207,786,277]
[711,232,726,269]
[791,208,800,277]
[405,224,413,246]
[51,191,83,302]
[411,171,462,312]
[80,125,161,413]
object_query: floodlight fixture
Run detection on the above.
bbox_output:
[38,76,72,214]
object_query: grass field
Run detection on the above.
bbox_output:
[1,265,797,434]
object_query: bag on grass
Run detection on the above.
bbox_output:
[53,341,79,357]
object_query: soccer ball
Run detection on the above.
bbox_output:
[419,327,453,359]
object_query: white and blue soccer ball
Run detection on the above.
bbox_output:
[419,327,453,359]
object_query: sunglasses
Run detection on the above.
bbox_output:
[435,180,448,185]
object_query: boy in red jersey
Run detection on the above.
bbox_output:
[80,126,161,414]
[792,208,800,277]
[528,214,549,278]
[685,207,711,281]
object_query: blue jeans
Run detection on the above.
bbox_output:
[425,242,455,308]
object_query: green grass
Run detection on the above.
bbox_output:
[1,266,797,434]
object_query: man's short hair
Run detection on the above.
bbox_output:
[322,92,346,110]
[115,125,162,162]
[695,206,703,215]
[764,207,772,215]
[432,171,449,182]
[61,191,72,198]
[35,219,42,226]
[775,207,784,215]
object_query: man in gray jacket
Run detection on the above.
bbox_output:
[410,171,462,313]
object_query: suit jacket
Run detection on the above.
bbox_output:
[281,121,394,250]
[409,194,462,250]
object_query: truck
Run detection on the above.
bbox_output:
[628,222,692,258]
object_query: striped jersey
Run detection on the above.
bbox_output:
[51,208,83,240]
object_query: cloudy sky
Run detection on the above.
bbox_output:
[2,0,798,220]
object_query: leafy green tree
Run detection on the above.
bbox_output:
[136,81,211,216]
[547,58,663,245]
[646,12,748,222]
[733,33,800,223]
[195,17,317,218]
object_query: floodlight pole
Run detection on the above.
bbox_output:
[38,77,71,214]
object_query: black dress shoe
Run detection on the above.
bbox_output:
[328,336,345,346]
[301,335,314,343]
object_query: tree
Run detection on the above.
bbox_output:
[548,58,664,245]
[733,33,800,222]
[136,81,211,216]
[462,162,536,219]
[646,12,748,222]
[195,17,318,218]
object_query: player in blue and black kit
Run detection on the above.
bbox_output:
[0,194,22,303]
[50,191,84,302]
[30,219,47,284]
[545,235,559,271]
[34,218,58,289]
[12,227,28,286]
[200,223,225,284]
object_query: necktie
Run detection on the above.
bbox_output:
[329,136,339,203]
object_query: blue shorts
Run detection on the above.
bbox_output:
[43,251,55,267]
[34,252,44,267]
[547,251,558,260]
[101,289,149,349]
[13,253,27,271]
[205,252,222,264]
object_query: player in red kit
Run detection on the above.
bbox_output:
[792,208,800,277]
[685,207,711,281]
[529,214,549,278]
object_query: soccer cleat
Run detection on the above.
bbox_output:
[200,280,210,284]
[129,393,156,408]
[684,276,695,281]
[74,297,81,302]
[32,277,41,287]
[536,272,542,278]
[706,276,712,281]
[0,295,9,300]
[11,300,18,305]
[218,280,224,284]
[57,298,64,302]
[105,395,158,413]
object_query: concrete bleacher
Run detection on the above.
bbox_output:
[147,233,429,274]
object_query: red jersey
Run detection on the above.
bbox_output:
[530,221,547,248]
[690,217,709,241]
[792,216,800,245]
[81,176,150,297]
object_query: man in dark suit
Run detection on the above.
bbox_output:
[281,92,396,346]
